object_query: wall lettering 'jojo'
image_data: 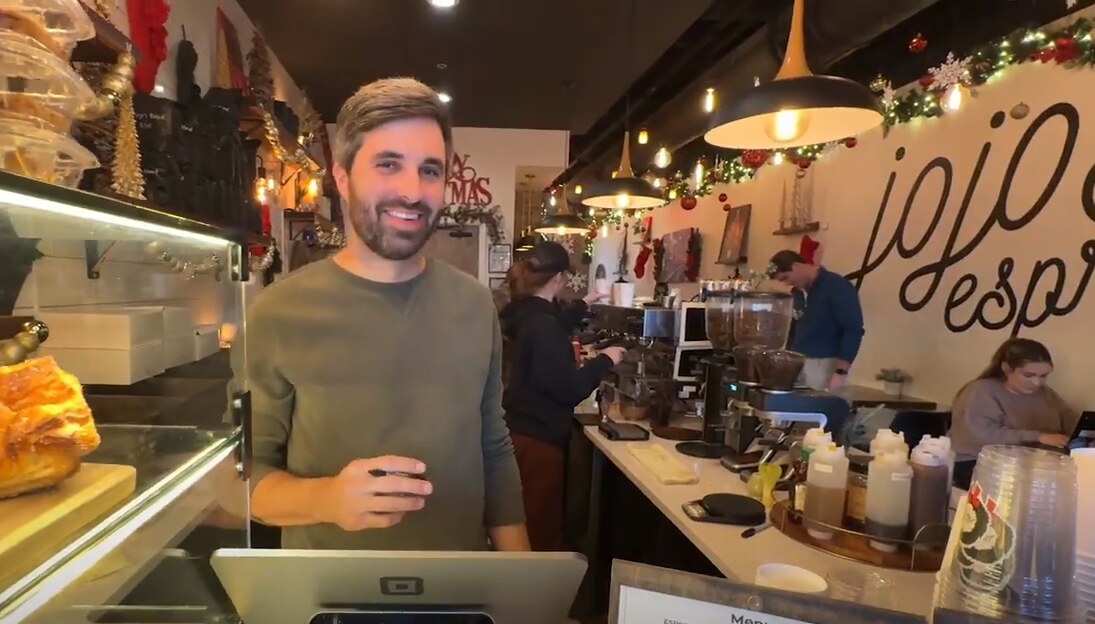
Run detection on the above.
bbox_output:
[847,102,1095,337]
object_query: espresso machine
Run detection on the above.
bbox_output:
[587,304,677,429]
[714,293,852,477]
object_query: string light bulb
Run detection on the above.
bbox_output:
[549,195,557,207]
[765,109,811,144]
[772,152,785,166]
[654,147,671,169]
[637,128,649,144]
[574,183,583,195]
[703,87,716,113]
[942,83,968,112]
[266,177,275,190]
[306,178,319,196]
[668,188,678,200]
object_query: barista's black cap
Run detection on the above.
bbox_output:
[528,241,574,275]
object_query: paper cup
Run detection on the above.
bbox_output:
[612,282,635,307]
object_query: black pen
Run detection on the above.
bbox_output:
[741,521,772,538]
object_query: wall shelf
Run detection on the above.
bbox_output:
[72,5,140,64]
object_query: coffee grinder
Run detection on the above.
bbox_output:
[676,290,739,459]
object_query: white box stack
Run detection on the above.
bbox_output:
[125,306,198,370]
[193,325,220,361]
[35,308,166,385]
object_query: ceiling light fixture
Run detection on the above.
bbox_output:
[703,0,882,150]
[580,132,665,211]
[653,147,671,169]
[428,0,458,8]
[534,184,590,236]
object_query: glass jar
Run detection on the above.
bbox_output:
[733,291,793,348]
[703,290,736,351]
[845,455,871,531]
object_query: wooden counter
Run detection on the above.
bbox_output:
[581,425,938,618]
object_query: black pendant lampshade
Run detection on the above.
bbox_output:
[534,185,590,236]
[704,0,882,150]
[581,131,665,211]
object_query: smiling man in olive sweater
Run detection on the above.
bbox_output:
[243,78,528,552]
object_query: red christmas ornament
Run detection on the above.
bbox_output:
[718,192,728,202]
[1038,47,1056,63]
[1055,36,1079,62]
[798,159,811,170]
[844,137,858,148]
[680,195,698,211]
[742,150,768,168]
[908,33,928,53]
[918,74,935,89]
[723,204,732,212]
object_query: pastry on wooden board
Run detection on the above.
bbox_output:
[0,356,99,499]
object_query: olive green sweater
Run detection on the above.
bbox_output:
[244,258,525,550]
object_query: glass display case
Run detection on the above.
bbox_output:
[0,170,251,624]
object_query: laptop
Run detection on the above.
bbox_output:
[210,549,587,624]
[1031,410,1095,453]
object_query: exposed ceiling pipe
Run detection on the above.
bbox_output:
[556,0,946,185]
[560,1,767,185]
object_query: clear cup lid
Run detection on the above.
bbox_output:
[0,29,96,121]
[0,0,96,57]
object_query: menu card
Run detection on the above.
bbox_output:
[618,586,812,624]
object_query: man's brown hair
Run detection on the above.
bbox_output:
[333,77,453,172]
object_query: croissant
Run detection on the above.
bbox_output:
[0,356,99,499]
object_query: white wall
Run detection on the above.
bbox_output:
[594,60,1095,411]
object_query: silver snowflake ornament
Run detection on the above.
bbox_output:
[558,236,575,255]
[566,272,588,292]
[881,82,896,108]
[928,52,971,90]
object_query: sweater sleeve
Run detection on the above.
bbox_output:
[523,314,613,407]
[832,278,865,363]
[1048,387,1081,435]
[242,301,296,495]
[959,382,1041,446]
[480,312,526,528]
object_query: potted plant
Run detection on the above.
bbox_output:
[876,368,912,396]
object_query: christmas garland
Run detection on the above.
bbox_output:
[441,203,505,244]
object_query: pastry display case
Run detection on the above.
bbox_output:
[0,169,252,624]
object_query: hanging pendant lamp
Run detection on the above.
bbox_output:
[704,0,882,150]
[534,185,590,236]
[581,131,666,210]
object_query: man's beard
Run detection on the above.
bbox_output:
[346,186,440,261]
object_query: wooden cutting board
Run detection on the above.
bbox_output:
[0,463,137,587]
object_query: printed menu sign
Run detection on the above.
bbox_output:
[618,586,811,624]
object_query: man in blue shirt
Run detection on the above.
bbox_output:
[768,250,864,391]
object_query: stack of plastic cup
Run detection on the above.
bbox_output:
[1074,449,1095,622]
[937,445,1083,622]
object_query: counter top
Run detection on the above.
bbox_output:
[583,425,937,618]
[844,385,937,411]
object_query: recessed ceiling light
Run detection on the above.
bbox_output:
[428,0,458,8]
[437,92,452,103]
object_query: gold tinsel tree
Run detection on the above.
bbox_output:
[110,90,145,200]
[247,31,274,108]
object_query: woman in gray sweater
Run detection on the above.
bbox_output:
[949,338,1078,487]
